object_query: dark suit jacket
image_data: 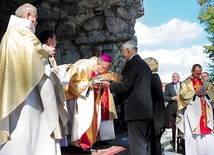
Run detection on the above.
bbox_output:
[109,55,153,121]
[151,73,165,136]
[164,82,179,114]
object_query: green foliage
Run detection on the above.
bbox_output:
[206,63,214,81]
[197,0,209,6]
[198,0,214,81]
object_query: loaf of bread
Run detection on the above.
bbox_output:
[102,72,121,82]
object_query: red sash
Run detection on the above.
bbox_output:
[101,87,110,120]
[190,78,211,134]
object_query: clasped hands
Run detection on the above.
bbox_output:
[171,96,177,101]
[195,89,207,97]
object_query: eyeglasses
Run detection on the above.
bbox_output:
[100,62,109,71]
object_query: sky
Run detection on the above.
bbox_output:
[134,0,212,83]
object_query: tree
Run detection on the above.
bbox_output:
[197,0,214,82]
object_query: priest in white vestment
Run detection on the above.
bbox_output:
[39,30,71,145]
[177,64,214,155]
[64,54,119,151]
[0,3,67,155]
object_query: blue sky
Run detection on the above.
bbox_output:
[135,0,211,82]
[142,0,200,27]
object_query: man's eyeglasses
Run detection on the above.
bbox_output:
[100,62,109,71]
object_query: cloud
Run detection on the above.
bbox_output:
[139,45,211,83]
[135,18,205,48]
[134,18,211,83]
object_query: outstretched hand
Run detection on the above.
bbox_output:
[100,81,110,87]
[65,63,72,71]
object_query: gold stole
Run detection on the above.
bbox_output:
[79,71,101,148]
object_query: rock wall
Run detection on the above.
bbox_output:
[0,0,144,75]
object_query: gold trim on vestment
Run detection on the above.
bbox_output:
[0,24,47,145]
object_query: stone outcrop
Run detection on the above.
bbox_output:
[0,0,144,75]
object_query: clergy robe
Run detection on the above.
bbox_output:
[0,15,66,155]
[176,77,214,155]
[65,57,117,148]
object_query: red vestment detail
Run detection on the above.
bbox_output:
[101,87,110,120]
[190,78,211,134]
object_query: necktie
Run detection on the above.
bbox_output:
[175,84,178,95]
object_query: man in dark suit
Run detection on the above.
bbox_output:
[164,72,180,150]
[101,41,153,155]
